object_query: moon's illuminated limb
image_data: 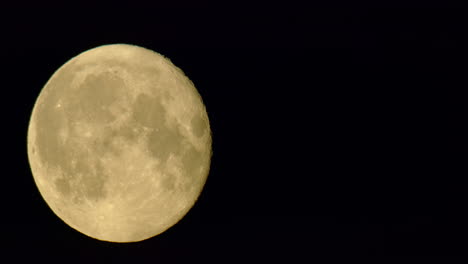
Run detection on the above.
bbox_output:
[27,44,212,242]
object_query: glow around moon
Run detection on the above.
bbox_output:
[27,44,212,242]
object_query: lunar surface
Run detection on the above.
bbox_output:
[27,44,212,242]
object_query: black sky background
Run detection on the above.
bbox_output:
[0,3,463,261]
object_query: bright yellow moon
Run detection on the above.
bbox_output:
[27,44,212,242]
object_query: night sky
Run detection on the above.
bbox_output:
[0,3,462,261]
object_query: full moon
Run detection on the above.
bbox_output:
[27,44,212,242]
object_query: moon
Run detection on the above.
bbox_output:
[27,44,212,242]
